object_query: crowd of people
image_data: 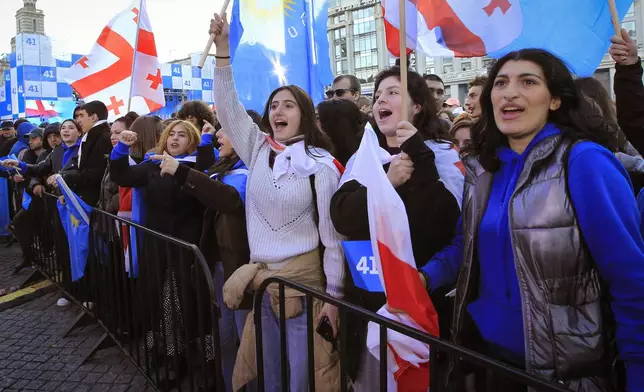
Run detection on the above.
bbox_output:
[0,14,643,392]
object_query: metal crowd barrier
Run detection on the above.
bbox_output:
[253,277,572,392]
[24,193,573,392]
[27,193,223,392]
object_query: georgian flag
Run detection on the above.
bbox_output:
[65,0,164,120]
[349,124,440,391]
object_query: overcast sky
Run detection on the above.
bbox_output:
[0,0,227,62]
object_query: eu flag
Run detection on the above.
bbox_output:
[228,0,333,112]
[56,175,92,281]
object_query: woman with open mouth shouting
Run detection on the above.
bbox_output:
[210,12,344,392]
[330,66,463,391]
[421,49,644,391]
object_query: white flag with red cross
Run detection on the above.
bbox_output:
[65,0,164,120]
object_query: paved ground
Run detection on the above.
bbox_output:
[0,246,155,392]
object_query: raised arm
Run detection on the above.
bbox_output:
[211,13,264,167]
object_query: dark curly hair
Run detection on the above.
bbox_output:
[373,67,450,144]
[177,100,216,130]
[467,49,617,172]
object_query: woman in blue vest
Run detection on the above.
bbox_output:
[421,49,644,391]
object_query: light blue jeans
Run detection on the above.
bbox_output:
[214,262,251,392]
[259,292,309,392]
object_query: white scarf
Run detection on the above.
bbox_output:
[340,139,464,208]
[266,135,343,181]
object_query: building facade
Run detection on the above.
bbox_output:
[328,0,644,102]
[10,0,46,53]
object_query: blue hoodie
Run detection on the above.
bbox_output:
[10,122,36,156]
[421,124,644,388]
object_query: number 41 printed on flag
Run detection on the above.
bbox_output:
[343,241,384,292]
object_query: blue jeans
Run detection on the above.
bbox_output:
[214,262,251,392]
[260,292,309,392]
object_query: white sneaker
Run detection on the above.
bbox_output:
[56,297,70,307]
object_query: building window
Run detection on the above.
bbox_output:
[461,61,471,71]
[32,19,37,31]
[483,57,495,69]
[333,27,346,40]
[623,20,636,40]
[442,57,453,65]
[334,42,347,59]
[443,64,453,73]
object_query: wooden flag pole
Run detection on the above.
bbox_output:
[199,0,232,69]
[608,0,622,36]
[399,0,409,122]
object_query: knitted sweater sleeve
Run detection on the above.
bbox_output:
[214,66,265,167]
[315,165,347,298]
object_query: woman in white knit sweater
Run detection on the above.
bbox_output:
[210,13,345,392]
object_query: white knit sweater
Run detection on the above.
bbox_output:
[214,66,346,297]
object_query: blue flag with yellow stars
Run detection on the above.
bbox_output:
[55,174,92,281]
[229,0,333,112]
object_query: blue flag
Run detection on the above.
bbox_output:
[21,190,31,211]
[0,178,11,237]
[488,0,635,76]
[229,0,333,112]
[56,175,92,282]
[342,241,384,292]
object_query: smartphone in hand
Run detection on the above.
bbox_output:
[316,316,334,342]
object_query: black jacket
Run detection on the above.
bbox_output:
[61,122,112,206]
[109,156,205,245]
[330,132,461,378]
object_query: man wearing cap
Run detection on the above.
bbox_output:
[0,121,17,157]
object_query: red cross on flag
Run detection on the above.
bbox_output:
[382,0,523,57]
[26,100,59,118]
[65,0,164,120]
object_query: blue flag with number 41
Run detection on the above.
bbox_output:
[343,240,384,292]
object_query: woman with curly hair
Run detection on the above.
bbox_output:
[421,49,644,391]
[177,100,217,133]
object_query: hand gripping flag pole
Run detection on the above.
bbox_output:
[199,0,232,69]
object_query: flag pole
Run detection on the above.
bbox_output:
[127,0,144,113]
[608,0,622,36]
[199,0,232,69]
[398,0,409,122]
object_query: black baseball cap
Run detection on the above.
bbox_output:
[0,121,13,130]
[26,128,44,139]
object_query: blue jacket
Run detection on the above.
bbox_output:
[422,125,644,389]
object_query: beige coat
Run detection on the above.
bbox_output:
[223,249,340,391]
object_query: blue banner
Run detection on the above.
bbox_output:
[0,178,11,236]
[56,176,92,281]
[342,241,383,292]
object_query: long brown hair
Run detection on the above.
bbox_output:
[261,85,333,153]
[130,116,163,159]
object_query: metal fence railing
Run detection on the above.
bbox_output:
[28,193,223,392]
[23,193,575,392]
[253,277,572,392]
